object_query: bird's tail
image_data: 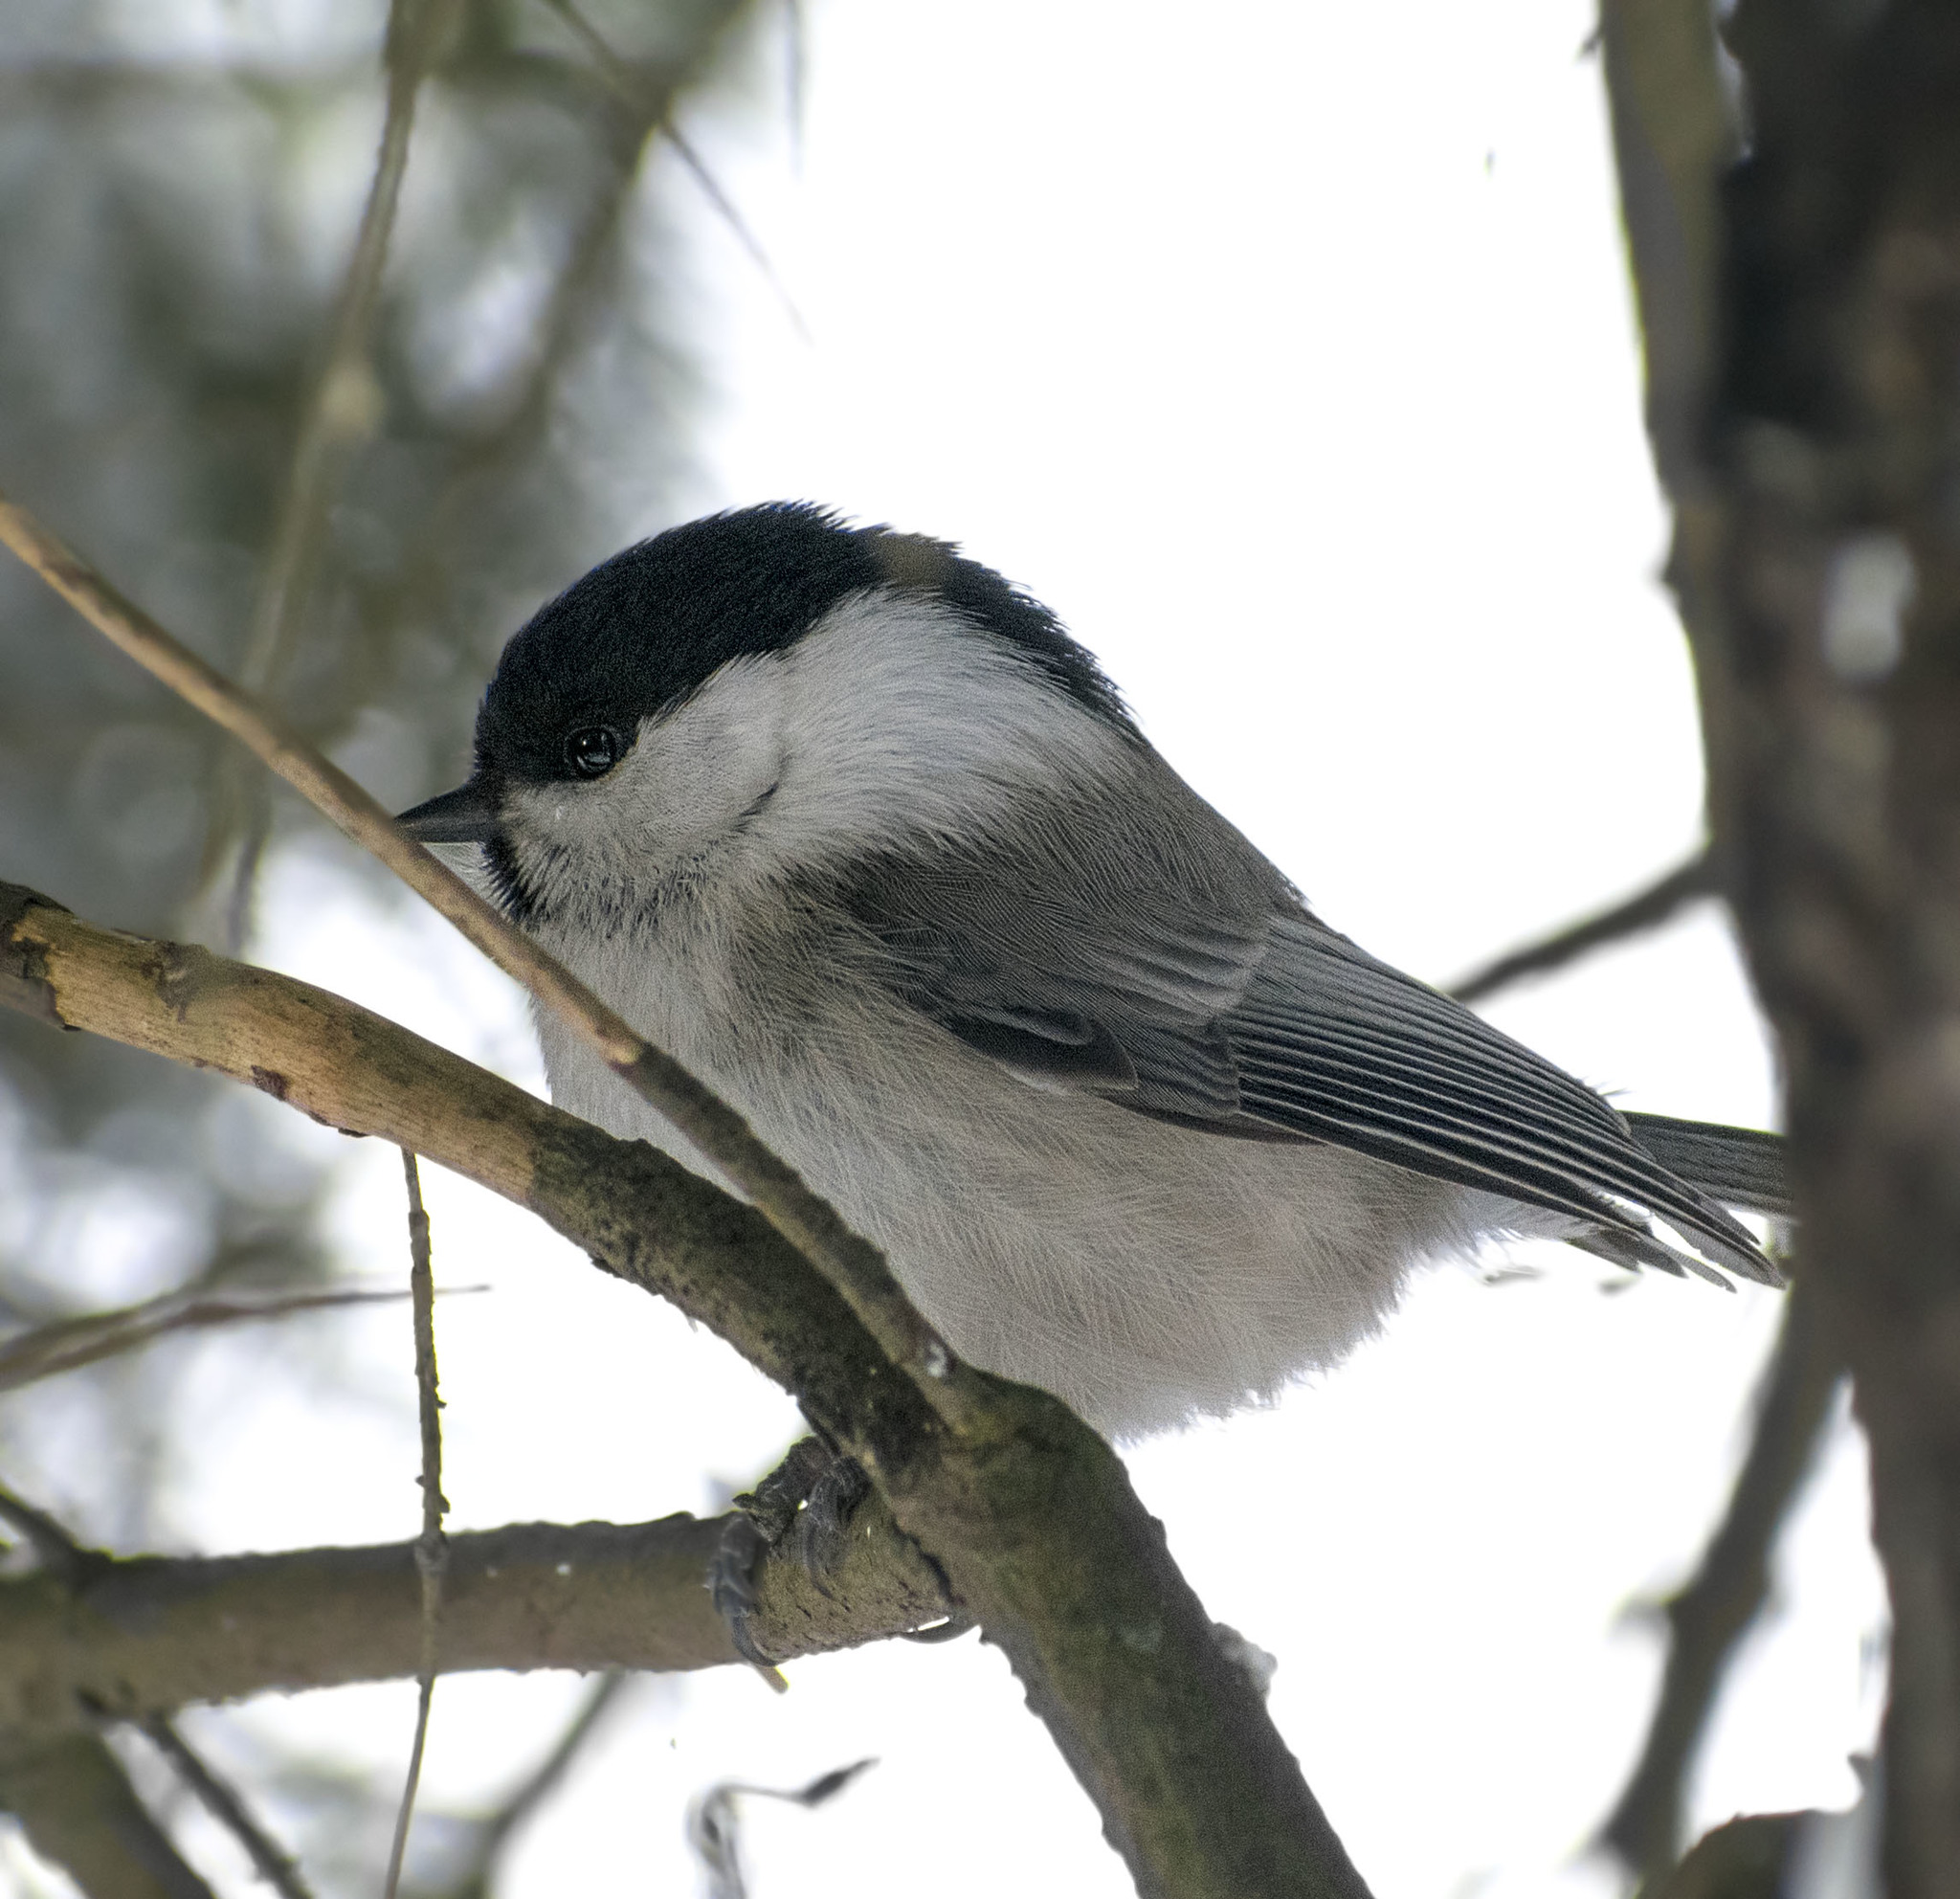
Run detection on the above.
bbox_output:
[1623,1113,1790,1219]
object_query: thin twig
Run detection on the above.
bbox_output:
[539,0,812,340]
[0,493,965,1421]
[429,1671,632,1898]
[1600,1282,1843,1881]
[210,0,466,950]
[241,0,457,685]
[1449,846,1717,1005]
[0,1284,458,1394]
[138,1715,315,1899]
[384,1151,448,1899]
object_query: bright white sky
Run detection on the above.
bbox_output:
[41,5,1888,1898]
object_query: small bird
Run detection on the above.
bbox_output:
[401,503,1784,1442]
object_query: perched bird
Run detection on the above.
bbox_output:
[400,503,1784,1442]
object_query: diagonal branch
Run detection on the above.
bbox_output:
[539,0,811,340]
[1599,1281,1843,1881]
[0,881,1370,1899]
[1449,846,1718,1005]
[0,494,957,1415]
[238,0,461,702]
[133,1718,313,1899]
[420,1671,633,1899]
[0,1284,430,1395]
[208,0,466,949]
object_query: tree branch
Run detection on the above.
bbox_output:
[132,1718,313,1899]
[1449,846,1717,1005]
[0,1508,947,1732]
[383,1151,447,1899]
[0,1731,215,1899]
[205,0,465,950]
[0,1285,423,1395]
[1605,0,1960,1890]
[1600,1282,1843,1880]
[0,492,962,1414]
[0,1483,311,1897]
[0,881,1370,1898]
[419,1670,632,1899]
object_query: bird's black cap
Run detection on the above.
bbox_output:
[467,502,1132,788]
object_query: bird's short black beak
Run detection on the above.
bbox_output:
[397,779,501,844]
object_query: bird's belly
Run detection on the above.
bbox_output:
[533,939,1509,1440]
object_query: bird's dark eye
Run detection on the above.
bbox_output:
[564,726,622,779]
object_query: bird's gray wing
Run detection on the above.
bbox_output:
[1227,917,1779,1284]
[831,837,1780,1288]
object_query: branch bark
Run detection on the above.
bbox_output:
[1605,1,1960,1892]
[0,880,1369,1899]
[0,1508,944,1733]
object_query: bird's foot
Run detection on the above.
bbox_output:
[793,1451,872,1589]
[708,1436,836,1688]
[708,1438,973,1681]
[709,1438,886,1684]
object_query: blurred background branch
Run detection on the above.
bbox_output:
[1449,846,1717,1006]
[1606,0,1960,1890]
[1600,1282,1843,1883]
[0,2,765,1882]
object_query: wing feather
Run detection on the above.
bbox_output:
[821,776,1780,1287]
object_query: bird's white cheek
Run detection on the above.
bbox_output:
[508,678,789,885]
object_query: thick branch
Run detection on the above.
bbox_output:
[0,882,1369,1899]
[0,1509,947,1738]
[1607,1,1960,1891]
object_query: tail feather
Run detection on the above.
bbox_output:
[1622,1113,1790,1219]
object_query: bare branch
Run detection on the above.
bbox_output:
[0,1284,437,1395]
[1597,0,1736,490]
[0,1508,947,1729]
[1448,846,1717,1005]
[421,1672,633,1899]
[210,0,467,947]
[383,1151,448,1899]
[0,1731,215,1899]
[688,1757,877,1899]
[134,1718,313,1899]
[539,0,812,340]
[0,499,961,1415]
[0,882,1371,1899]
[1605,0,1960,1887]
[238,0,459,696]
[1600,1283,1842,1880]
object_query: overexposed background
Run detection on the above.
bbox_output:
[2,4,1887,1896]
